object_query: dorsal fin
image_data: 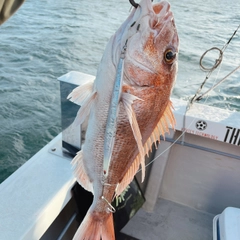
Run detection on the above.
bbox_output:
[115,155,141,197]
[115,101,175,197]
[143,101,175,157]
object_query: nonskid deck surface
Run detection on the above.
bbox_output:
[121,198,214,240]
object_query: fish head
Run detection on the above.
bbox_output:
[121,0,179,90]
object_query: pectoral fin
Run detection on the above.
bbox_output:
[121,92,145,181]
[115,100,175,197]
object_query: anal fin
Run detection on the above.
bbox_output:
[72,151,93,193]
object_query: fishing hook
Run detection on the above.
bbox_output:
[129,0,139,8]
[101,196,116,213]
[129,0,153,8]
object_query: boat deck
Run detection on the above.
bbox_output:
[121,198,214,240]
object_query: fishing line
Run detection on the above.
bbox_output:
[197,64,240,101]
[137,65,222,174]
[137,24,240,174]
[191,24,240,103]
[136,48,223,173]
[140,45,226,172]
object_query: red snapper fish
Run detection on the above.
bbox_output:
[68,0,179,239]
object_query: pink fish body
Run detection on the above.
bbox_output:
[68,0,179,239]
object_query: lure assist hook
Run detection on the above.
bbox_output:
[129,0,154,8]
[129,0,139,8]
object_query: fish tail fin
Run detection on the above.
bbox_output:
[101,213,115,240]
[73,210,115,240]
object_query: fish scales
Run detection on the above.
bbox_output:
[68,0,179,239]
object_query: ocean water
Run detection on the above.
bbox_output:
[0,0,239,183]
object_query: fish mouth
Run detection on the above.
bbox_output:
[150,1,175,32]
[123,0,178,88]
[150,1,179,50]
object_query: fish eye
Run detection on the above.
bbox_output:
[164,49,176,64]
